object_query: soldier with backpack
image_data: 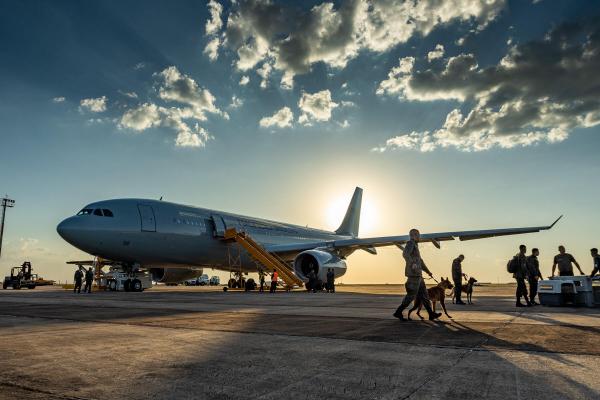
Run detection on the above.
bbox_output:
[508,245,531,307]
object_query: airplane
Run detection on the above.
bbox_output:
[56,187,561,287]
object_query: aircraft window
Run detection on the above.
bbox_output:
[93,209,103,216]
[77,209,93,216]
[102,209,114,217]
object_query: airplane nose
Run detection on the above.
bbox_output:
[57,217,78,243]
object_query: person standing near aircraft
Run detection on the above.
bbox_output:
[526,248,543,305]
[394,229,442,321]
[270,269,278,293]
[512,245,531,307]
[259,270,265,292]
[326,268,335,293]
[451,255,467,305]
[551,245,584,276]
[590,248,600,277]
[84,267,94,293]
[73,266,83,294]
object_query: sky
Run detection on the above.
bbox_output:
[1,0,599,284]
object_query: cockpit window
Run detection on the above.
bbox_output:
[77,209,93,216]
[102,209,114,217]
[93,209,103,216]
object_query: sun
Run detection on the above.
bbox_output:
[325,195,378,237]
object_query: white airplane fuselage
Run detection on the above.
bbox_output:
[57,198,349,273]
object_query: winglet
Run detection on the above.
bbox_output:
[548,215,563,229]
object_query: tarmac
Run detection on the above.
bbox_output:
[1,284,599,400]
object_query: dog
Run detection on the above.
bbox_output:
[452,276,478,304]
[408,277,454,320]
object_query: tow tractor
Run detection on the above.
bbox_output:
[101,266,152,292]
[3,262,37,290]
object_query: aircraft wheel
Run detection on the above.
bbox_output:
[228,278,236,288]
[108,279,117,291]
[131,279,142,292]
[2,282,7,290]
[123,279,131,292]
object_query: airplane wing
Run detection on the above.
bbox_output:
[265,216,562,256]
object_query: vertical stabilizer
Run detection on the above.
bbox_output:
[335,187,362,237]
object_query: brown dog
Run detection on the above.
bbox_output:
[408,277,454,320]
[452,276,478,304]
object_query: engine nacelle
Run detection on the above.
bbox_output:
[149,268,202,284]
[293,250,347,282]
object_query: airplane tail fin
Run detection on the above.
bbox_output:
[335,187,362,237]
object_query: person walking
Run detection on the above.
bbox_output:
[270,269,278,293]
[511,245,531,307]
[73,266,83,294]
[551,245,584,276]
[393,229,442,321]
[451,255,467,305]
[526,248,543,305]
[590,248,600,277]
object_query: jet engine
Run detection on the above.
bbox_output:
[293,250,347,282]
[149,268,203,284]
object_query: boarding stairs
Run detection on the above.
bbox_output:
[223,228,304,288]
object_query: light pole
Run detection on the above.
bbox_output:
[0,196,15,259]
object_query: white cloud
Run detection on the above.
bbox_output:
[298,89,338,124]
[229,95,243,109]
[376,57,414,96]
[204,37,221,61]
[374,21,600,151]
[427,44,445,61]
[80,96,107,113]
[156,66,223,119]
[119,91,138,99]
[205,0,223,35]
[259,107,294,128]
[119,103,161,131]
[52,96,65,103]
[239,75,250,86]
[256,62,272,89]
[215,0,506,81]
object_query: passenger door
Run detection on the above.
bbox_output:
[138,204,156,232]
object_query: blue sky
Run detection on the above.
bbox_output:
[1,0,599,283]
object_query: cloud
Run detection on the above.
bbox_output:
[204,37,221,61]
[213,0,506,81]
[427,44,444,61]
[229,95,243,109]
[156,66,223,119]
[116,66,226,148]
[259,106,294,128]
[120,103,161,131]
[256,62,272,89]
[239,75,250,86]
[119,90,138,99]
[80,96,107,113]
[298,89,338,124]
[205,0,223,35]
[52,96,65,103]
[374,20,600,151]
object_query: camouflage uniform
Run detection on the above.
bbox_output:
[513,253,530,305]
[395,239,435,316]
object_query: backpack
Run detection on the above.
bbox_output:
[506,256,519,274]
